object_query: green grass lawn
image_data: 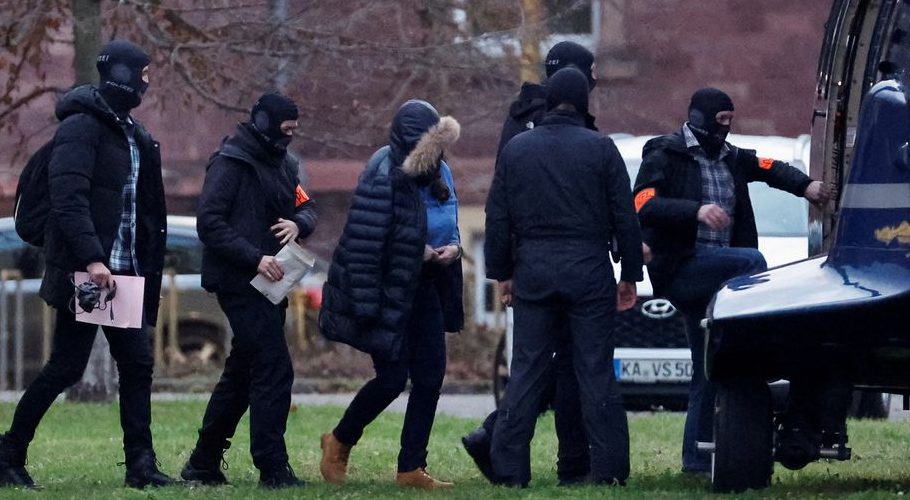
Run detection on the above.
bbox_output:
[1,401,910,498]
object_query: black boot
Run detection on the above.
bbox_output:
[124,450,176,489]
[259,462,305,489]
[461,427,494,482]
[0,435,36,489]
[181,440,230,485]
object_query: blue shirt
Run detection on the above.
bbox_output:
[421,161,460,248]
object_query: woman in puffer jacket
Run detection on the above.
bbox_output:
[318,99,462,490]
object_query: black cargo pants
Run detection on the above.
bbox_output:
[490,291,628,486]
[193,292,294,470]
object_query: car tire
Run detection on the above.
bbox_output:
[849,390,891,420]
[493,333,509,408]
[712,379,774,493]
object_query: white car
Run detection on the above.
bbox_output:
[494,133,811,410]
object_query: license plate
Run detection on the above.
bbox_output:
[613,358,693,383]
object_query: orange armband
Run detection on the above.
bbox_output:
[634,188,656,212]
[295,185,310,207]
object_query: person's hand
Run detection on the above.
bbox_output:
[642,242,653,265]
[86,262,114,289]
[434,245,460,266]
[697,204,731,230]
[271,218,299,245]
[423,245,439,262]
[804,180,836,206]
[617,281,637,312]
[257,256,284,282]
[498,280,513,307]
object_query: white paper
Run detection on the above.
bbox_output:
[73,272,146,329]
[251,241,317,305]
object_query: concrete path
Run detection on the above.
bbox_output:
[0,391,498,420]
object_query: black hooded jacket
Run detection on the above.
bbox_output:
[485,110,644,301]
[197,123,317,294]
[495,81,597,160]
[39,85,167,326]
[633,128,813,295]
[320,102,458,361]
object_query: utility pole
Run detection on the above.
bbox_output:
[519,0,545,84]
[272,0,289,91]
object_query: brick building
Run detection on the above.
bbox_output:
[1,0,832,275]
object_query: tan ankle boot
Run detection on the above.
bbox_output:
[396,467,454,490]
[319,433,351,484]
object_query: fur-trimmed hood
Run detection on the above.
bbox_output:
[402,115,460,176]
[388,99,460,174]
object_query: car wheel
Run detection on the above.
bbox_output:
[493,333,509,408]
[712,379,774,493]
[849,390,891,420]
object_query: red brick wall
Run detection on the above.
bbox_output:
[593,0,831,137]
[0,1,833,202]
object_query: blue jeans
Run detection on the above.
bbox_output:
[664,246,767,472]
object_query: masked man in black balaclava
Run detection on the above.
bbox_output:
[0,39,173,490]
[632,88,834,475]
[485,67,643,487]
[463,39,604,488]
[183,92,316,489]
[97,40,151,115]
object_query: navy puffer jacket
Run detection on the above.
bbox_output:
[320,101,461,360]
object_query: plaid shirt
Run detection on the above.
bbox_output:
[109,120,141,274]
[683,123,735,247]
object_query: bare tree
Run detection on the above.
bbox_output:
[1,0,597,167]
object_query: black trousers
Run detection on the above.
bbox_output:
[4,308,154,461]
[481,338,590,481]
[193,292,294,470]
[491,293,628,485]
[333,280,446,472]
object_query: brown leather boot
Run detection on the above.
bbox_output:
[319,433,351,484]
[396,467,454,490]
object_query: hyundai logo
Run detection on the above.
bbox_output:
[641,298,677,319]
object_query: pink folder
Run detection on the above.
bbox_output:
[73,272,145,329]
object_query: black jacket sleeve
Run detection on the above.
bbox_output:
[633,148,701,231]
[292,184,318,239]
[47,115,106,268]
[197,158,262,269]
[740,149,814,197]
[345,169,394,321]
[603,139,644,282]
[484,149,513,281]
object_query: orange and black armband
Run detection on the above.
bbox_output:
[634,188,656,212]
[294,185,310,207]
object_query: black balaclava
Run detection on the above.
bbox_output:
[250,92,299,155]
[545,67,590,115]
[96,40,151,115]
[545,41,597,89]
[687,87,735,157]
